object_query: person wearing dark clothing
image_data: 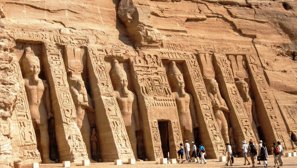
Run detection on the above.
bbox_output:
[259,143,269,167]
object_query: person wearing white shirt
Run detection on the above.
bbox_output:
[191,141,198,163]
[225,143,233,166]
[185,140,190,161]
[242,140,251,165]
[277,141,284,166]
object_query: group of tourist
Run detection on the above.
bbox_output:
[177,140,207,164]
[225,140,284,167]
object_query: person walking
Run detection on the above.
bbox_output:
[242,140,251,165]
[191,141,198,163]
[272,142,280,168]
[259,143,269,167]
[185,140,191,162]
[225,143,233,166]
[248,141,257,167]
[258,140,263,165]
[277,141,284,166]
[177,143,184,163]
[199,143,206,164]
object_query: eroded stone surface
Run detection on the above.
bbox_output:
[0,0,296,165]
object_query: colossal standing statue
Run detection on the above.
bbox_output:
[207,78,230,143]
[23,47,54,163]
[66,58,95,162]
[235,79,259,139]
[168,61,197,143]
[110,59,140,158]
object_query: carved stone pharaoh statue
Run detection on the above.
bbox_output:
[110,59,140,158]
[168,61,197,143]
[207,78,230,143]
[23,47,54,163]
[66,58,95,162]
[235,79,259,138]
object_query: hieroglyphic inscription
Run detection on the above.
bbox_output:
[87,47,134,161]
[183,53,225,158]
[214,54,256,145]
[130,52,183,160]
[246,54,293,150]
[44,43,88,162]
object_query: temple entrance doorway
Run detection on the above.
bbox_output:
[158,121,170,158]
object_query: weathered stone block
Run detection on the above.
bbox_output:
[114,159,122,165]
[32,163,39,168]
[63,161,71,167]
[128,158,136,164]
[170,159,177,164]
[159,158,167,164]
[286,153,292,157]
[219,156,227,162]
[82,160,90,166]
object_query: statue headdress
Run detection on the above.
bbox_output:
[65,46,83,74]
[110,59,127,85]
[22,46,40,75]
[168,61,182,79]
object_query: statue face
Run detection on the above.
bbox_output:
[210,80,219,93]
[24,56,40,76]
[119,78,128,88]
[176,74,185,90]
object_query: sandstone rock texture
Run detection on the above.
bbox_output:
[0,0,296,166]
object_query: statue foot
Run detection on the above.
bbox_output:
[43,159,55,164]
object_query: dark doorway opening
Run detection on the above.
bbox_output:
[158,121,170,158]
[257,126,265,142]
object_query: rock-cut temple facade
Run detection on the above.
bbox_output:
[0,0,297,166]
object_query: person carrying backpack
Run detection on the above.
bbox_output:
[178,143,184,163]
[257,140,263,165]
[277,141,284,166]
[248,141,257,167]
[259,143,269,167]
[272,142,280,168]
[199,142,206,164]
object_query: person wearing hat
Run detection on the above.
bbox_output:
[242,140,251,165]
[225,143,232,166]
[258,140,263,165]
[191,141,198,163]
[185,140,191,162]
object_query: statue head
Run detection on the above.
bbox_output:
[209,78,219,94]
[168,61,185,91]
[235,79,250,101]
[23,47,40,77]
[110,59,128,89]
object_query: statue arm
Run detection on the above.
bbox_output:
[190,94,198,128]
[219,93,229,113]
[133,93,141,131]
[44,81,53,119]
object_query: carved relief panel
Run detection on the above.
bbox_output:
[130,51,183,160]
[246,54,293,150]
[87,47,134,162]
[43,43,88,162]
[213,53,257,153]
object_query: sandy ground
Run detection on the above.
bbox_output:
[23,155,297,168]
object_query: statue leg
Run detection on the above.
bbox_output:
[126,125,138,159]
[39,123,54,163]
[221,117,229,143]
[81,116,96,162]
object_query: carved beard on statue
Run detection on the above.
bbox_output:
[168,61,186,97]
[111,59,129,97]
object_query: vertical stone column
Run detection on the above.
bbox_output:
[246,54,293,150]
[13,55,41,164]
[129,53,183,161]
[43,43,88,162]
[213,53,257,152]
[0,51,41,165]
[87,47,134,162]
[183,54,225,158]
